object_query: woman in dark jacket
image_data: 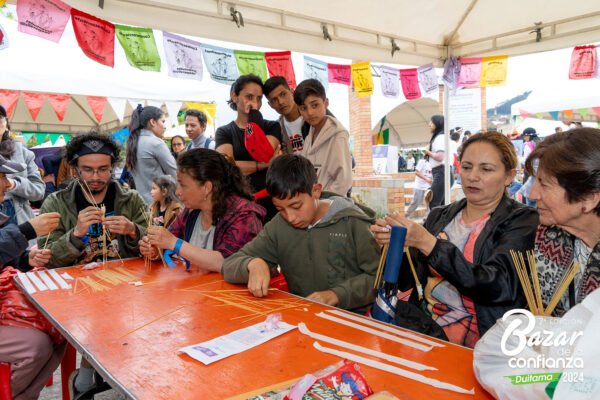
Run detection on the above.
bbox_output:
[372,132,539,347]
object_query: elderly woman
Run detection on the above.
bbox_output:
[372,132,539,347]
[139,148,265,272]
[526,128,600,315]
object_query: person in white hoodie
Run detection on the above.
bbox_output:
[293,79,352,197]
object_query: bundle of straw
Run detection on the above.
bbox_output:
[509,249,579,316]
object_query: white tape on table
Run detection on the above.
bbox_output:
[37,270,59,290]
[17,272,37,294]
[298,323,436,371]
[48,269,71,289]
[26,271,48,291]
[325,309,444,347]
[313,342,474,395]
[316,312,432,352]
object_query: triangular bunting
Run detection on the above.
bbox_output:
[535,112,544,119]
[48,133,61,145]
[592,107,600,117]
[518,108,531,119]
[45,93,70,121]
[22,133,33,143]
[35,133,49,144]
[164,101,182,128]
[549,111,559,120]
[107,97,127,122]
[0,89,20,117]
[22,92,45,120]
[578,108,589,119]
[86,95,107,122]
[563,109,573,120]
[0,23,9,50]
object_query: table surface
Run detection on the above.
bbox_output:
[18,258,493,399]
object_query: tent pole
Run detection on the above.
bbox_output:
[443,46,451,206]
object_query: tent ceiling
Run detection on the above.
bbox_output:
[69,0,600,66]
[374,97,440,148]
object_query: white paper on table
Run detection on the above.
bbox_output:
[37,270,59,290]
[49,269,71,289]
[26,271,48,291]
[179,321,296,365]
[17,272,37,294]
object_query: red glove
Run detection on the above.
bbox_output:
[245,109,274,163]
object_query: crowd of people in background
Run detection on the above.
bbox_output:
[0,73,598,400]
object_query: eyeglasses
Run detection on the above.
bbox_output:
[77,167,113,177]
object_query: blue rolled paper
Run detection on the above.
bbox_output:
[382,225,407,285]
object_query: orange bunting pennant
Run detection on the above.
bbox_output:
[563,109,574,120]
[86,96,107,122]
[21,92,45,120]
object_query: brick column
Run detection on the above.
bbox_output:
[349,84,372,177]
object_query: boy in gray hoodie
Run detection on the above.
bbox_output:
[222,155,379,313]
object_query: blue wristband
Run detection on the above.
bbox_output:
[173,238,184,256]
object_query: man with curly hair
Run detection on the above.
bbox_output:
[38,131,147,268]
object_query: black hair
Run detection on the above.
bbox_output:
[177,148,253,222]
[170,135,186,153]
[293,79,326,105]
[428,114,444,151]
[126,105,164,171]
[184,109,207,125]
[0,104,15,159]
[263,76,291,97]
[266,154,317,200]
[66,131,121,167]
[226,74,264,111]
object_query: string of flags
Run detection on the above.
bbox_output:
[0,0,513,102]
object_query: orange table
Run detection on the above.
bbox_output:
[17,258,493,399]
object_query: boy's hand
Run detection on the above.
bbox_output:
[29,248,52,268]
[370,218,391,245]
[247,258,271,298]
[307,290,339,306]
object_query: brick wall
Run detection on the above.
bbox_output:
[349,82,372,177]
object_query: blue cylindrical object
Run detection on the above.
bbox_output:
[382,226,407,284]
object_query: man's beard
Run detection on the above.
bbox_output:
[85,180,108,195]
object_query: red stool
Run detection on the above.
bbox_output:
[0,362,11,400]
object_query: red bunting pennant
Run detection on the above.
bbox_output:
[22,92,45,120]
[46,94,70,121]
[0,90,21,117]
[519,108,531,119]
[569,45,596,80]
[86,96,107,122]
[592,107,600,118]
[71,8,115,67]
[328,64,351,85]
[400,68,421,100]
[265,51,296,88]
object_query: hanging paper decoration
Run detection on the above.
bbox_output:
[548,111,559,120]
[457,57,482,88]
[592,107,600,118]
[201,43,239,84]
[22,133,34,144]
[569,45,596,80]
[265,51,296,88]
[111,127,129,145]
[35,133,49,144]
[563,109,574,120]
[86,96,107,122]
[417,63,438,94]
[379,66,399,98]
[0,89,20,117]
[596,45,600,78]
[45,93,70,121]
[350,62,373,97]
[71,8,114,67]
[107,97,127,122]
[518,108,531,119]
[234,50,268,82]
[163,32,203,81]
[328,64,351,85]
[442,56,460,89]
[115,25,161,72]
[0,23,8,50]
[303,56,329,90]
[480,55,508,86]
[22,92,45,120]
[578,108,589,119]
[400,68,421,100]
[16,0,71,43]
